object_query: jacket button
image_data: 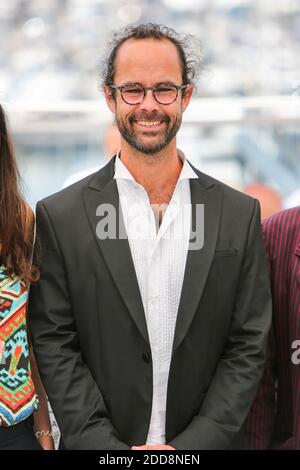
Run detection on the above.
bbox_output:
[142,352,151,363]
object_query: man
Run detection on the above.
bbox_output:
[246,206,300,449]
[28,24,272,450]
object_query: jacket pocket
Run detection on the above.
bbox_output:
[214,249,238,258]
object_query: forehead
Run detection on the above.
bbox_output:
[114,38,183,84]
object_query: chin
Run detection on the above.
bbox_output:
[135,144,168,155]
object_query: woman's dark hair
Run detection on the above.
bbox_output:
[0,104,38,283]
[101,23,202,95]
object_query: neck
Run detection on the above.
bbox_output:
[118,139,182,192]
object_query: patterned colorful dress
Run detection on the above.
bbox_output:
[0,265,38,426]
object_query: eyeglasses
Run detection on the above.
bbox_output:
[108,83,188,105]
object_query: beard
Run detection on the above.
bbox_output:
[115,111,182,155]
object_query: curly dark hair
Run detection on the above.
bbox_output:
[101,23,202,95]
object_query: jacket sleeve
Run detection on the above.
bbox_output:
[169,199,273,449]
[244,327,276,449]
[28,201,129,450]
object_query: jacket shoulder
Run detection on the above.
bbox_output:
[192,164,257,213]
[263,206,300,229]
[39,171,96,209]
[37,158,115,213]
[262,206,300,247]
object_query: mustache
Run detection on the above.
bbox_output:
[129,113,170,123]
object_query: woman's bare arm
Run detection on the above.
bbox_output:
[26,204,55,450]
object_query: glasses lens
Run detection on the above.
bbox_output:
[154,85,178,104]
[121,84,144,104]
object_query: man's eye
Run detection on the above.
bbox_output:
[124,87,143,94]
[156,87,175,93]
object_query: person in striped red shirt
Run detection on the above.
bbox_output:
[246,206,300,449]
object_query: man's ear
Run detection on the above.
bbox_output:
[104,85,116,114]
[182,85,194,113]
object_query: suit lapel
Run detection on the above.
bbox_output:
[172,174,222,354]
[82,158,222,351]
[82,157,150,346]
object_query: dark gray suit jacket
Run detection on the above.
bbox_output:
[28,156,272,450]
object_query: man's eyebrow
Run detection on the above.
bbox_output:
[119,81,178,86]
[155,81,177,86]
[120,81,142,86]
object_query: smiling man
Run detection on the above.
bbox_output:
[28,24,272,450]
[103,31,194,228]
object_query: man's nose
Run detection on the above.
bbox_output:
[139,89,160,112]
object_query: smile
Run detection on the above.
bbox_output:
[135,120,163,128]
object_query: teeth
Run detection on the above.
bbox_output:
[137,121,162,127]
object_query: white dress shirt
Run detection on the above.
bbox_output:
[114,150,198,444]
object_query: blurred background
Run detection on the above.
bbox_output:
[1,0,300,217]
[1,0,299,447]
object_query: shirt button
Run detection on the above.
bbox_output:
[142,352,151,363]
